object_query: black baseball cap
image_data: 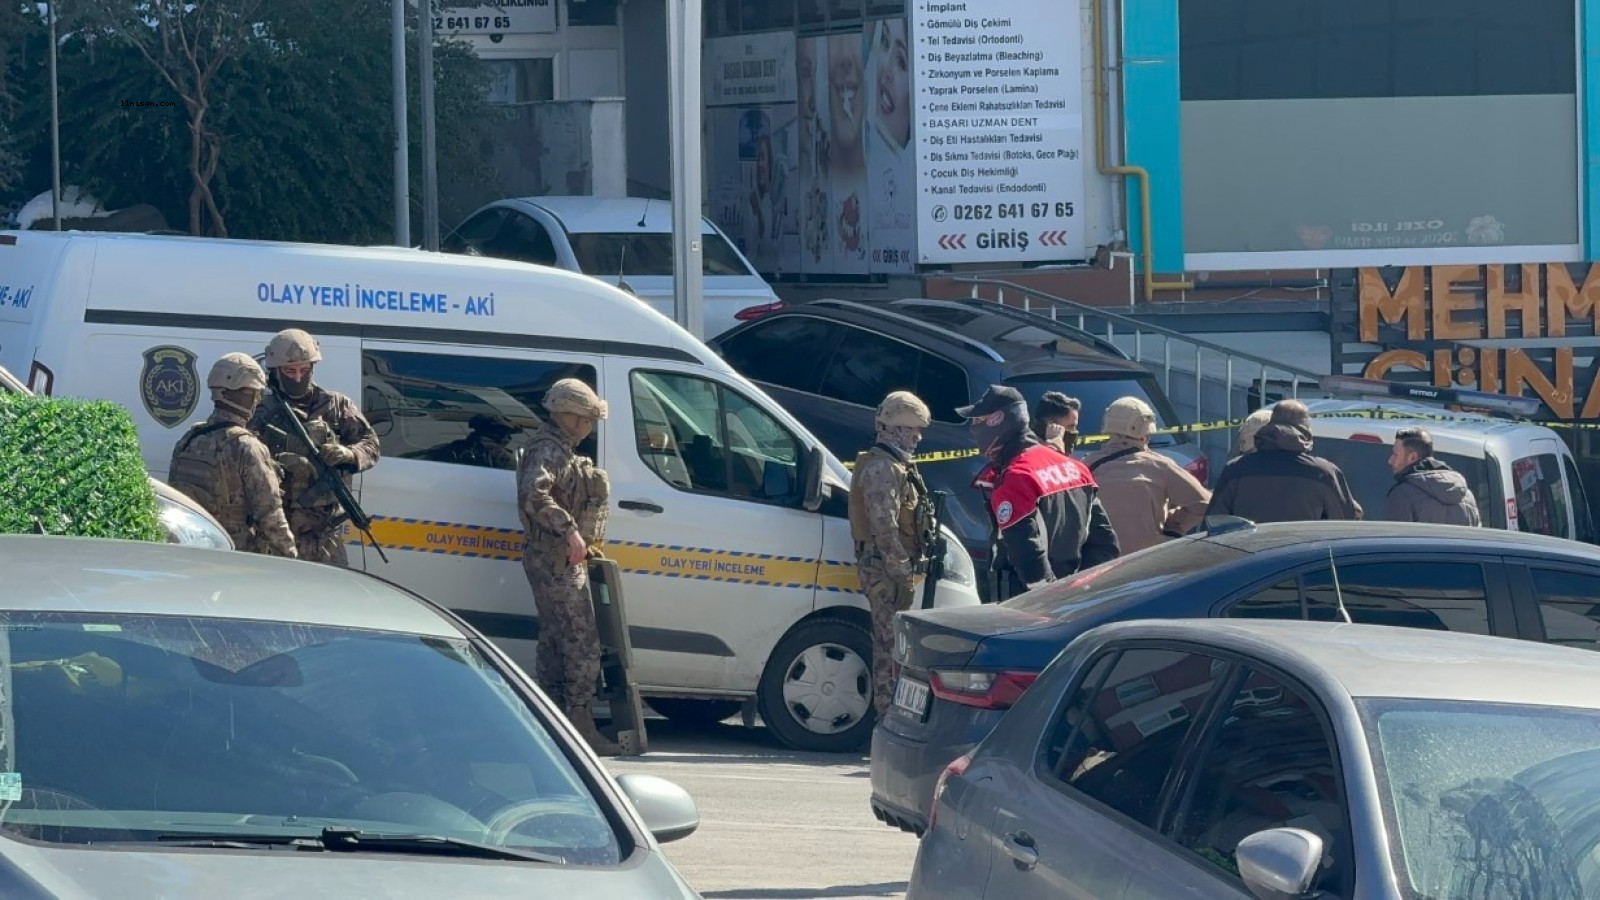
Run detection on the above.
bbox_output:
[956,384,1026,419]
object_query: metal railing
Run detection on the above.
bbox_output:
[952,276,1322,427]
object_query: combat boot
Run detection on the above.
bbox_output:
[567,703,621,757]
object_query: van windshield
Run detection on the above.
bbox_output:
[1312,439,1498,528]
[569,232,754,278]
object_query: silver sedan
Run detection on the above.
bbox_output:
[910,618,1600,899]
[0,535,700,898]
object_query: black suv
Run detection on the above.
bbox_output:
[708,298,1204,598]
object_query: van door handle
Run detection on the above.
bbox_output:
[1003,831,1039,871]
[618,500,665,514]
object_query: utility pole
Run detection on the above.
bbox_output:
[392,0,411,246]
[666,0,704,338]
[48,0,62,230]
[419,0,439,250]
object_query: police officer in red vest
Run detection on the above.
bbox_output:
[961,385,1119,595]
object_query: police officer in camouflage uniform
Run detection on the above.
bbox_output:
[250,329,381,566]
[167,354,297,558]
[517,378,617,756]
[849,391,934,719]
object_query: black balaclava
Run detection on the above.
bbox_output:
[971,400,1029,461]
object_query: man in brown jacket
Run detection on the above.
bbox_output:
[1206,400,1362,523]
[1083,397,1211,553]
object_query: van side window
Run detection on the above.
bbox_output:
[630,371,805,506]
[362,350,596,469]
[1512,453,1570,537]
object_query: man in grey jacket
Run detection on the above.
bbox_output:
[1385,427,1482,526]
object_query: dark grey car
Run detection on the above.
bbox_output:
[911,619,1600,899]
[871,520,1600,836]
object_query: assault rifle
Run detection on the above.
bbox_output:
[919,490,950,610]
[267,385,389,564]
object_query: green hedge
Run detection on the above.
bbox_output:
[0,392,163,541]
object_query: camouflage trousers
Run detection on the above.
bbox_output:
[523,550,603,710]
[288,507,349,566]
[857,553,915,718]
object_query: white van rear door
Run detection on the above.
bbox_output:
[604,356,827,695]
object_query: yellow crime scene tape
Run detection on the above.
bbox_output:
[842,408,1600,470]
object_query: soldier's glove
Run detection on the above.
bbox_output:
[276,452,315,483]
[320,443,356,467]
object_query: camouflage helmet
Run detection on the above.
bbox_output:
[264,328,322,368]
[1238,407,1274,454]
[1103,396,1157,439]
[207,352,267,391]
[876,391,931,428]
[543,378,608,419]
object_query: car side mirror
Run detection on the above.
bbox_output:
[1236,827,1324,900]
[802,446,825,512]
[615,774,699,844]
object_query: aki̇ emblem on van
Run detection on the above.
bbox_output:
[141,345,199,428]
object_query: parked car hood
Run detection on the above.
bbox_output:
[0,841,699,899]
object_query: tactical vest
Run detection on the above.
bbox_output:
[848,445,930,554]
[167,422,253,530]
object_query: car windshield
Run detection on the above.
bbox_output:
[1002,539,1243,618]
[1361,698,1600,898]
[569,231,754,277]
[1003,374,1184,447]
[0,612,622,863]
[1312,438,1498,528]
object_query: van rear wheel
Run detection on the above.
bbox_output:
[758,617,875,753]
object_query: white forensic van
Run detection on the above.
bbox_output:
[0,230,980,752]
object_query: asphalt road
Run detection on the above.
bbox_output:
[605,718,918,900]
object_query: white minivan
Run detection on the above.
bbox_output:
[1300,398,1597,543]
[442,196,781,340]
[0,230,980,752]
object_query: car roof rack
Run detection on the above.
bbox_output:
[1317,375,1541,419]
[889,297,1126,359]
[806,298,1006,363]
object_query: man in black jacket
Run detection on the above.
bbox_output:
[1385,427,1481,526]
[961,385,1119,595]
[1207,400,1362,523]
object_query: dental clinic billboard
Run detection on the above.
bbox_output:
[911,0,1086,264]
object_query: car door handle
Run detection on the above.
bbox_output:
[1003,831,1039,871]
[618,500,665,514]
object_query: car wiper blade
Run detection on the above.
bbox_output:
[155,828,563,862]
[317,827,565,863]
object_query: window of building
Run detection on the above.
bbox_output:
[630,371,806,505]
[361,350,597,469]
[566,0,619,27]
[486,58,556,104]
[1043,647,1227,828]
[1179,0,1579,258]
[716,316,842,393]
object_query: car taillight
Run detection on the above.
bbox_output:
[1183,455,1209,484]
[929,670,1038,710]
[1349,433,1383,444]
[927,753,971,832]
[735,301,785,321]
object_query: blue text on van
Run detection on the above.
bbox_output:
[257,282,496,317]
[0,285,33,309]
